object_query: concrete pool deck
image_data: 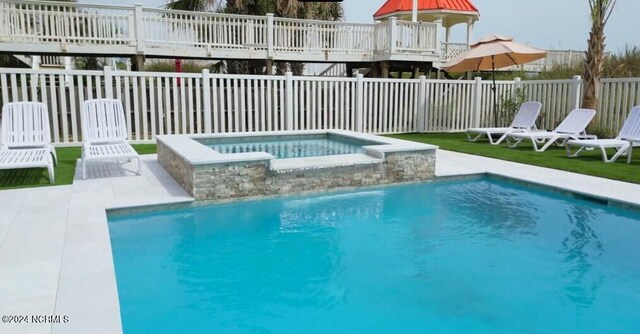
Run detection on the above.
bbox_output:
[1,150,640,333]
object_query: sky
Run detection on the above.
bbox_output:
[349,0,638,52]
[95,0,638,52]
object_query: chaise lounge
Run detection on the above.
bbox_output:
[81,99,141,179]
[566,106,640,163]
[506,108,597,152]
[0,102,57,184]
[466,101,542,145]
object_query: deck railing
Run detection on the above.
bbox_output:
[0,0,439,61]
[441,42,469,61]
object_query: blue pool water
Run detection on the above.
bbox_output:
[198,136,368,159]
[108,178,640,333]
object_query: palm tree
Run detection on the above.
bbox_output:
[582,0,617,110]
[165,0,222,11]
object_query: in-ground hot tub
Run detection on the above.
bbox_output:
[157,130,437,201]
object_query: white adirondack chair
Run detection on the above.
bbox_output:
[81,99,140,179]
[0,102,57,183]
[466,101,542,145]
[566,106,640,163]
[506,108,597,152]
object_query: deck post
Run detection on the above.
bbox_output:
[32,56,41,70]
[285,71,294,130]
[412,65,420,78]
[202,69,212,133]
[265,59,273,75]
[434,17,442,59]
[417,75,427,132]
[131,55,145,71]
[571,75,582,110]
[133,3,145,55]
[246,19,255,46]
[266,13,274,59]
[466,19,473,45]
[472,76,483,127]
[381,61,390,78]
[104,66,113,99]
[356,73,364,132]
[411,0,418,22]
[389,17,397,54]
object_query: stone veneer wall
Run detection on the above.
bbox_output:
[157,140,196,195]
[159,141,436,201]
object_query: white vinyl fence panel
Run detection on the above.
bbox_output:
[424,79,476,132]
[519,79,577,130]
[362,78,419,133]
[1,67,639,146]
[598,78,640,136]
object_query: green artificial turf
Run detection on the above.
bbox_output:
[388,133,640,184]
[3,133,638,189]
[0,144,157,190]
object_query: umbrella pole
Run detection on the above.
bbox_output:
[492,55,498,126]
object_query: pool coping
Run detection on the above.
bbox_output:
[155,129,438,169]
[156,130,438,201]
[107,171,640,218]
[3,149,640,334]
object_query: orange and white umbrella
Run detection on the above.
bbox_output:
[442,34,547,72]
[442,35,547,125]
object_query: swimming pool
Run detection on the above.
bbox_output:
[108,177,640,333]
[196,134,373,159]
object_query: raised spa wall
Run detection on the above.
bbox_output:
[157,131,437,201]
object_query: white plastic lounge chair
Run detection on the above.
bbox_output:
[506,108,597,152]
[566,106,640,163]
[0,102,57,183]
[466,101,542,145]
[81,99,140,179]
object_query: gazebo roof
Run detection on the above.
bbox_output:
[374,0,480,27]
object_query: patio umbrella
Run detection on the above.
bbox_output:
[441,34,547,125]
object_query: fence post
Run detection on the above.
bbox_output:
[571,75,582,110]
[104,66,113,99]
[32,56,41,70]
[417,75,427,132]
[266,13,274,59]
[389,17,397,53]
[356,73,364,132]
[472,76,483,128]
[133,3,145,54]
[202,69,212,133]
[285,71,294,130]
[513,77,521,98]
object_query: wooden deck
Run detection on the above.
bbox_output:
[0,0,444,64]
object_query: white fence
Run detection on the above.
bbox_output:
[0,67,638,145]
[598,78,640,135]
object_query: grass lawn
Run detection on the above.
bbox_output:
[0,144,157,190]
[2,134,638,190]
[389,133,640,184]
